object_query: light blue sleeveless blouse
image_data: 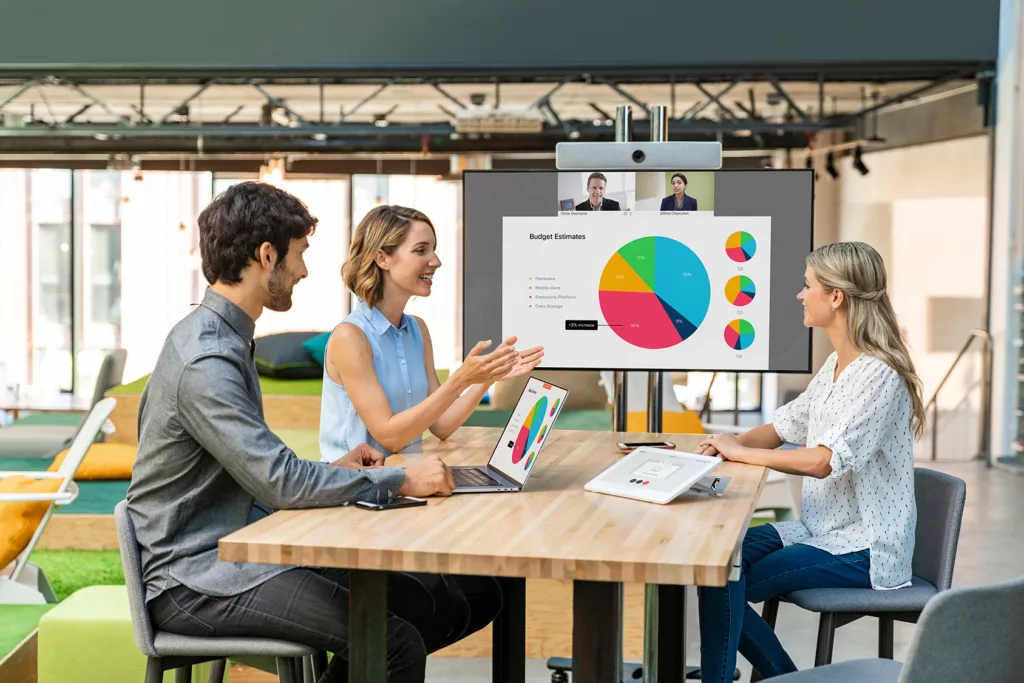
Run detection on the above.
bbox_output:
[319,302,430,462]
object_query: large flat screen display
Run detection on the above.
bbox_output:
[463,170,814,373]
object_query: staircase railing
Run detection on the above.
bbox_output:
[924,329,992,462]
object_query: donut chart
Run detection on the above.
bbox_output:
[725,275,756,306]
[725,319,756,351]
[511,396,548,465]
[598,236,712,350]
[726,232,757,262]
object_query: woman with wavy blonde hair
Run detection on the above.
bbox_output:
[317,204,543,659]
[694,241,924,682]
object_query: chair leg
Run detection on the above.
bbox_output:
[145,658,164,683]
[175,666,193,683]
[814,612,836,667]
[310,652,329,682]
[762,598,780,630]
[878,616,895,659]
[208,659,227,683]
[277,657,297,683]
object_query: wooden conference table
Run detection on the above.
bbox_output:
[219,427,767,683]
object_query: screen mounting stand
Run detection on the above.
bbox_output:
[554,103,727,683]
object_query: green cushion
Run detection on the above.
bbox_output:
[37,586,210,683]
[253,331,324,380]
[301,331,331,367]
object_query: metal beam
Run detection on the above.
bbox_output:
[695,83,739,121]
[250,81,309,125]
[824,66,980,126]
[0,78,42,111]
[431,83,466,109]
[55,79,134,127]
[530,81,565,109]
[158,80,217,124]
[64,103,92,124]
[589,102,613,121]
[337,82,391,123]
[768,76,809,121]
[600,80,650,117]
[687,80,742,120]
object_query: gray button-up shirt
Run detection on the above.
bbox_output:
[127,288,406,602]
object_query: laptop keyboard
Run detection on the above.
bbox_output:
[453,468,501,488]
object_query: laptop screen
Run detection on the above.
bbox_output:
[487,376,570,485]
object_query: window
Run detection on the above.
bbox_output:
[89,224,122,326]
[37,222,72,326]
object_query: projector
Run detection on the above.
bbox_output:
[454,108,545,134]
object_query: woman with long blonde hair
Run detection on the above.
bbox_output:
[695,241,924,681]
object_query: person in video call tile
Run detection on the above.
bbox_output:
[660,173,698,211]
[692,241,924,683]
[574,172,621,211]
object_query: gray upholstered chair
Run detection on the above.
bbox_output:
[759,468,966,669]
[0,349,128,458]
[765,573,1024,683]
[114,500,324,683]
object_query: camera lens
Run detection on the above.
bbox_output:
[632,149,646,163]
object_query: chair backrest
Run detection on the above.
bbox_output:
[911,468,966,591]
[54,397,118,490]
[114,499,158,657]
[89,349,127,408]
[900,574,1024,683]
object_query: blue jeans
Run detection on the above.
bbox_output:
[697,524,871,682]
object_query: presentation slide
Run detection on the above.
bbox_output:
[502,213,771,370]
[488,377,569,483]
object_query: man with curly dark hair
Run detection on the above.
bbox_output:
[127,182,460,682]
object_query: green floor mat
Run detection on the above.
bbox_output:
[0,457,128,514]
[28,550,125,602]
[110,373,324,396]
[0,604,56,658]
[12,412,84,427]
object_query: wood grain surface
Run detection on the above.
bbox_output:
[220,428,766,587]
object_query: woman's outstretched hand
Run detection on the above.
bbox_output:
[453,337,520,387]
[497,344,544,380]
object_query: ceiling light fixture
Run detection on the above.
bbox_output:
[852,146,869,175]
[259,157,286,186]
[825,152,839,179]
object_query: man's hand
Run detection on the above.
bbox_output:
[398,455,456,497]
[331,443,386,470]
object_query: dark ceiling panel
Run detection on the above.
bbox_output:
[0,0,999,76]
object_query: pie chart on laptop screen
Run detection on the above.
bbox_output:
[598,236,711,350]
[511,395,548,466]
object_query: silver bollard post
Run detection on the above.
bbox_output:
[612,104,632,434]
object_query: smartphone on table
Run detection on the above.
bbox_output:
[355,496,428,511]
[616,441,676,452]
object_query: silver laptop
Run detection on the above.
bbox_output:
[451,377,570,493]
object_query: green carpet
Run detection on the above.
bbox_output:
[110,374,324,396]
[29,550,125,602]
[0,604,55,659]
[13,413,84,427]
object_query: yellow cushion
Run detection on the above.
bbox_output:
[626,410,706,434]
[0,475,63,570]
[47,443,137,480]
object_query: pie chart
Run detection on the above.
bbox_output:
[726,232,757,262]
[725,275,756,306]
[511,396,548,465]
[725,319,756,350]
[598,237,711,349]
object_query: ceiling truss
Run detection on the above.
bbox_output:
[0,68,984,155]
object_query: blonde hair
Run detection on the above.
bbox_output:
[341,204,435,309]
[807,241,926,438]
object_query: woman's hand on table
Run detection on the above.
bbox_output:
[696,433,743,461]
